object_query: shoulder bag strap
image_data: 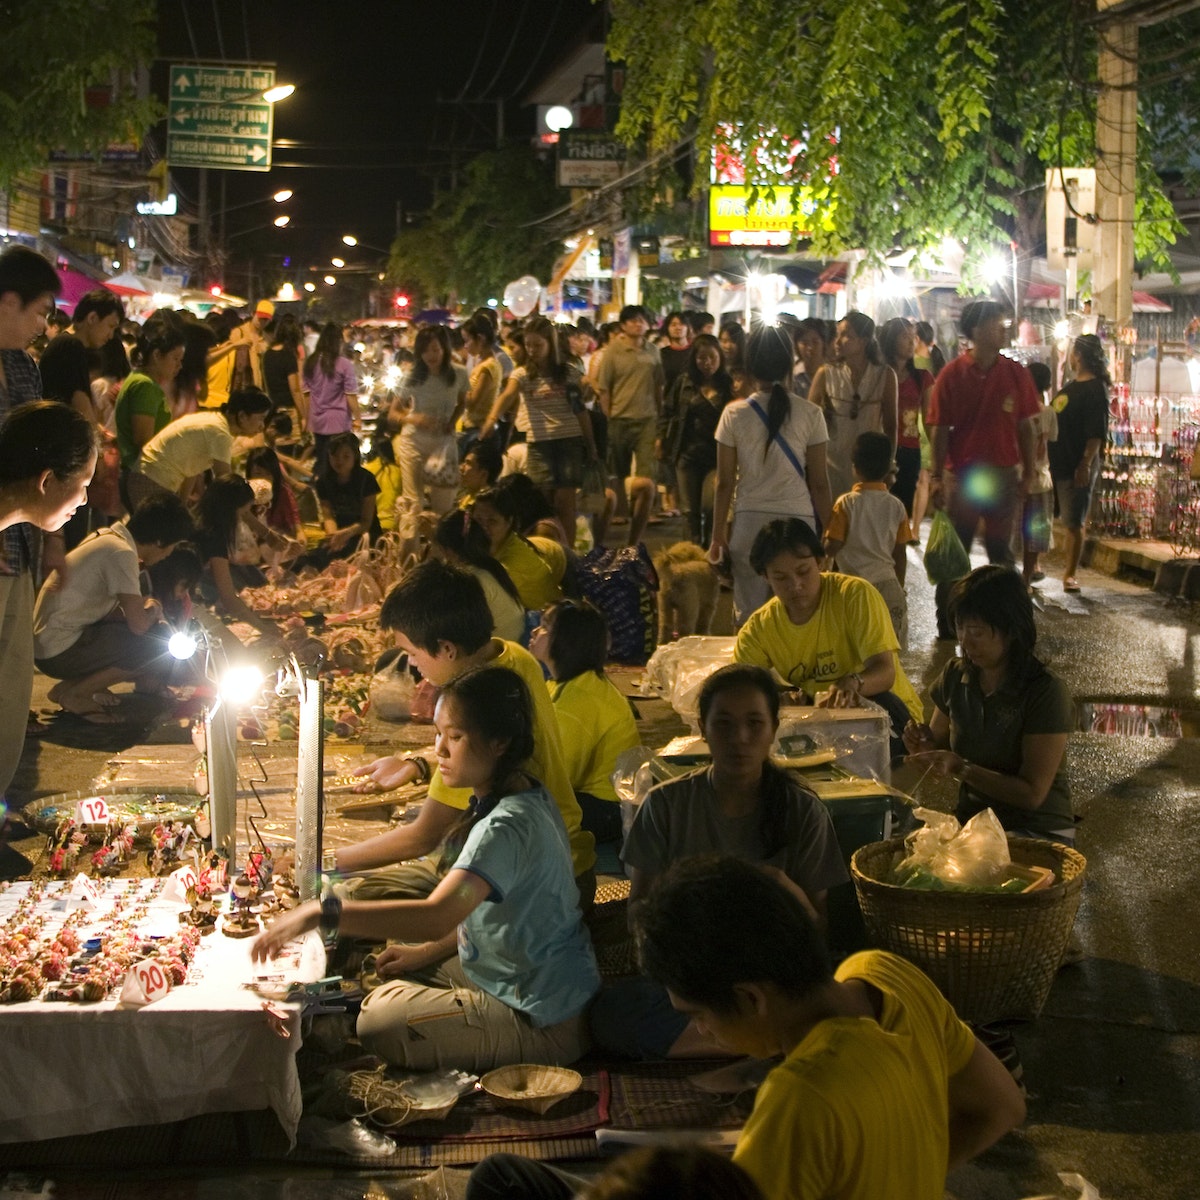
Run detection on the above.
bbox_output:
[749,398,806,482]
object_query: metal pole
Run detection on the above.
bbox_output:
[206,699,238,865]
[198,168,210,279]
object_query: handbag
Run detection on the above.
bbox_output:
[423,437,460,488]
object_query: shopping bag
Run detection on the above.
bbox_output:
[423,438,460,487]
[923,509,971,584]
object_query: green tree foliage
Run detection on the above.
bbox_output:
[0,0,160,185]
[388,145,563,307]
[606,0,1195,274]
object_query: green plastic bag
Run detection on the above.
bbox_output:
[923,509,971,584]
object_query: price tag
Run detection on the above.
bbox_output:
[69,872,101,908]
[162,864,198,903]
[73,796,111,825]
[120,958,172,1007]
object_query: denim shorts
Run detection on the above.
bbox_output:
[526,437,586,489]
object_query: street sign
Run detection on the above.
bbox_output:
[167,65,275,172]
[557,132,626,188]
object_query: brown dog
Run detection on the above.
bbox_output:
[653,542,718,643]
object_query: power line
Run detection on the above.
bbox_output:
[210,0,226,59]
[474,0,531,99]
[452,0,499,104]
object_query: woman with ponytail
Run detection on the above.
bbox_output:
[253,666,600,1073]
[1049,333,1110,593]
[709,325,831,625]
[810,311,898,500]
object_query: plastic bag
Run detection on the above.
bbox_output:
[423,439,459,488]
[1020,1173,1101,1200]
[369,655,415,723]
[578,458,607,514]
[894,807,1010,888]
[923,509,971,584]
[611,745,656,806]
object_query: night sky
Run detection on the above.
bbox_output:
[154,0,602,276]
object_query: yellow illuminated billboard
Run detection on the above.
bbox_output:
[708,184,831,248]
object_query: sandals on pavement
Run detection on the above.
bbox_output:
[1063,578,1081,593]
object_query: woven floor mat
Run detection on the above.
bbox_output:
[605,1060,755,1130]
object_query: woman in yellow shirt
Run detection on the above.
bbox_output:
[530,599,639,843]
[470,485,563,611]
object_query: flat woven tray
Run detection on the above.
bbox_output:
[851,837,1086,1024]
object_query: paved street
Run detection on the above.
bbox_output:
[6,531,1200,1198]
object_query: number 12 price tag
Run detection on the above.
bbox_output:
[74,797,111,825]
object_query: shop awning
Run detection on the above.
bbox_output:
[1024,281,1172,312]
[104,272,153,297]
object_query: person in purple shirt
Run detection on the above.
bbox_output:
[301,321,361,478]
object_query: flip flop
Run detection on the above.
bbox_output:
[1063,578,1081,593]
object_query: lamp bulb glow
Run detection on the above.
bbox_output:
[168,631,198,660]
[219,665,265,707]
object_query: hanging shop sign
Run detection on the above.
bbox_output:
[708,184,829,248]
[557,132,627,188]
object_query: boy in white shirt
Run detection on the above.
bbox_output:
[823,431,912,646]
[1019,362,1058,589]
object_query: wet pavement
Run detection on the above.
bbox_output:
[5,525,1200,1199]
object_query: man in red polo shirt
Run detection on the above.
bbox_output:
[927,300,1038,637]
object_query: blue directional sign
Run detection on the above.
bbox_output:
[167,65,275,172]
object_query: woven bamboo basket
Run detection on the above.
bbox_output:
[851,837,1086,1025]
[480,1064,582,1114]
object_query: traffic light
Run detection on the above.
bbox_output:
[394,293,409,309]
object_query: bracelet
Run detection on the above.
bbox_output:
[318,893,342,938]
[403,754,431,785]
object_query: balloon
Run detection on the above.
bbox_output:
[503,275,542,318]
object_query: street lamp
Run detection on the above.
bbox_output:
[262,83,295,104]
[274,215,290,227]
[331,257,345,268]
[272,188,293,203]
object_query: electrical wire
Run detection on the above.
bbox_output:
[210,0,226,59]
[473,0,531,99]
[452,0,499,103]
[505,3,567,99]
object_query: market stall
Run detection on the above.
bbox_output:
[0,877,325,1144]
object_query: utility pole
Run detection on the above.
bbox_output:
[1093,0,1138,330]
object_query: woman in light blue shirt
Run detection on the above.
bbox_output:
[252,665,599,1073]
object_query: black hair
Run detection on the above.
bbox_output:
[543,599,608,682]
[0,400,97,485]
[634,855,832,1013]
[689,311,715,332]
[684,333,733,401]
[225,387,272,423]
[96,334,131,381]
[435,665,539,872]
[369,425,397,465]
[796,316,828,346]
[441,665,535,792]
[879,316,920,387]
[662,310,688,337]
[947,563,1038,667]
[748,517,824,575]
[471,306,500,338]
[851,430,893,482]
[0,245,60,304]
[696,663,800,857]
[126,492,195,547]
[244,445,286,498]
[619,304,647,324]
[380,559,493,654]
[1028,361,1052,394]
[195,474,254,560]
[270,313,302,352]
[492,473,554,532]
[327,430,362,470]
[409,325,456,386]
[432,509,521,604]
[584,1146,764,1200]
[718,320,746,367]
[269,410,294,437]
[464,439,503,485]
[132,313,185,370]
[462,312,495,348]
[959,299,1005,339]
[523,315,569,385]
[303,322,342,383]
[745,324,795,460]
[147,544,202,616]
[838,310,883,365]
[177,320,216,397]
[73,289,124,325]
[914,320,935,345]
[1072,333,1112,389]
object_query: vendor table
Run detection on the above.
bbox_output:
[0,880,325,1145]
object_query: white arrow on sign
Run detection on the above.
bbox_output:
[249,145,267,162]
[174,73,191,91]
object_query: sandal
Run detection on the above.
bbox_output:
[1063,578,1081,593]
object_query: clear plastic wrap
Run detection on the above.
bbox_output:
[895,807,1011,888]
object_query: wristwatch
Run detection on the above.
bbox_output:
[318,892,342,938]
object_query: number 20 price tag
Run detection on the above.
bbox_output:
[121,959,172,1007]
[74,796,110,825]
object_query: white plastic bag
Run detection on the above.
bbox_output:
[897,807,1010,887]
[369,656,415,723]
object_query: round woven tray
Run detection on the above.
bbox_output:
[851,837,1086,1025]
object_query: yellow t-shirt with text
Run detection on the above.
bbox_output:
[495,532,563,611]
[733,950,976,1200]
[427,639,595,874]
[734,575,922,721]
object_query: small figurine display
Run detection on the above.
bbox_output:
[221,873,261,939]
[148,821,194,876]
[91,823,137,876]
[46,818,86,878]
